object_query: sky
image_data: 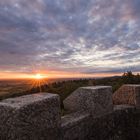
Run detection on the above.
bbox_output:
[0,0,140,79]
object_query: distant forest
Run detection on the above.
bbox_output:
[4,71,140,108]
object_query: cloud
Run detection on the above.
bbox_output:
[0,0,140,75]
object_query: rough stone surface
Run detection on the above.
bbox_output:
[113,85,140,108]
[61,105,140,140]
[0,93,61,140]
[0,86,140,140]
[63,86,113,117]
[89,105,140,140]
[61,111,90,140]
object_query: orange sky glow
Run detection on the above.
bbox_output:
[0,71,124,80]
[0,0,140,80]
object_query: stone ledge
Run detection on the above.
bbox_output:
[64,86,113,118]
[114,105,136,111]
[113,85,140,108]
[0,93,61,140]
[61,112,91,140]
[61,111,90,128]
[0,93,59,108]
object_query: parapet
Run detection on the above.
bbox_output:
[113,84,140,108]
[0,93,61,140]
[63,86,113,117]
[0,85,139,140]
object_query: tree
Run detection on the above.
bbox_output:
[122,71,134,84]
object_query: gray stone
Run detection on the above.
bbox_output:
[0,93,61,140]
[0,85,140,140]
[61,112,90,140]
[63,86,113,118]
[113,84,140,108]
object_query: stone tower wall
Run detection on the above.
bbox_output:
[0,85,139,140]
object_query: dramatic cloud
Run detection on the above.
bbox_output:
[0,0,140,75]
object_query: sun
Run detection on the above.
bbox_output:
[34,73,43,80]
[29,73,48,92]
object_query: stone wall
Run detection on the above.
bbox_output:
[113,84,140,108]
[0,85,139,140]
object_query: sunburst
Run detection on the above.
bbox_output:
[28,73,48,92]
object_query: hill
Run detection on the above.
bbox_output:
[1,71,139,109]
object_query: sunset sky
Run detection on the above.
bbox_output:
[0,0,140,79]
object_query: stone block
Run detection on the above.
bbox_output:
[113,85,140,108]
[63,86,113,118]
[0,93,61,140]
[61,112,90,140]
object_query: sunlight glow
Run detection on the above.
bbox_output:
[28,73,48,92]
[34,73,44,79]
